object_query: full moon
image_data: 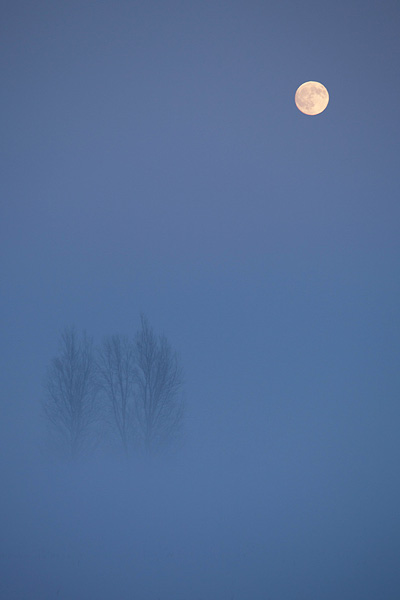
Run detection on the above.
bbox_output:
[295,81,329,115]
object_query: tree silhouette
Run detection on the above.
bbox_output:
[42,318,185,460]
[97,334,135,456]
[134,315,184,456]
[43,328,99,460]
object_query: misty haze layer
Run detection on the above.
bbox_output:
[1,0,400,598]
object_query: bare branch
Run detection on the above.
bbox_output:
[96,334,135,456]
[42,328,99,461]
[134,315,184,455]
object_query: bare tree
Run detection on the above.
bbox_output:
[96,334,135,456]
[134,315,184,455]
[43,328,99,460]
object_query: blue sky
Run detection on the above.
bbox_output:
[1,0,400,598]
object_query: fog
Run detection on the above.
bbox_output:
[2,0,400,597]
[2,352,399,599]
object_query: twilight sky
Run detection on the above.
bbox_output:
[1,1,400,598]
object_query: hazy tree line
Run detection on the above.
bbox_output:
[42,316,184,461]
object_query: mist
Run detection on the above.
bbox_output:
[2,297,399,599]
[2,0,400,597]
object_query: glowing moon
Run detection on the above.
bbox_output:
[295,81,329,115]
